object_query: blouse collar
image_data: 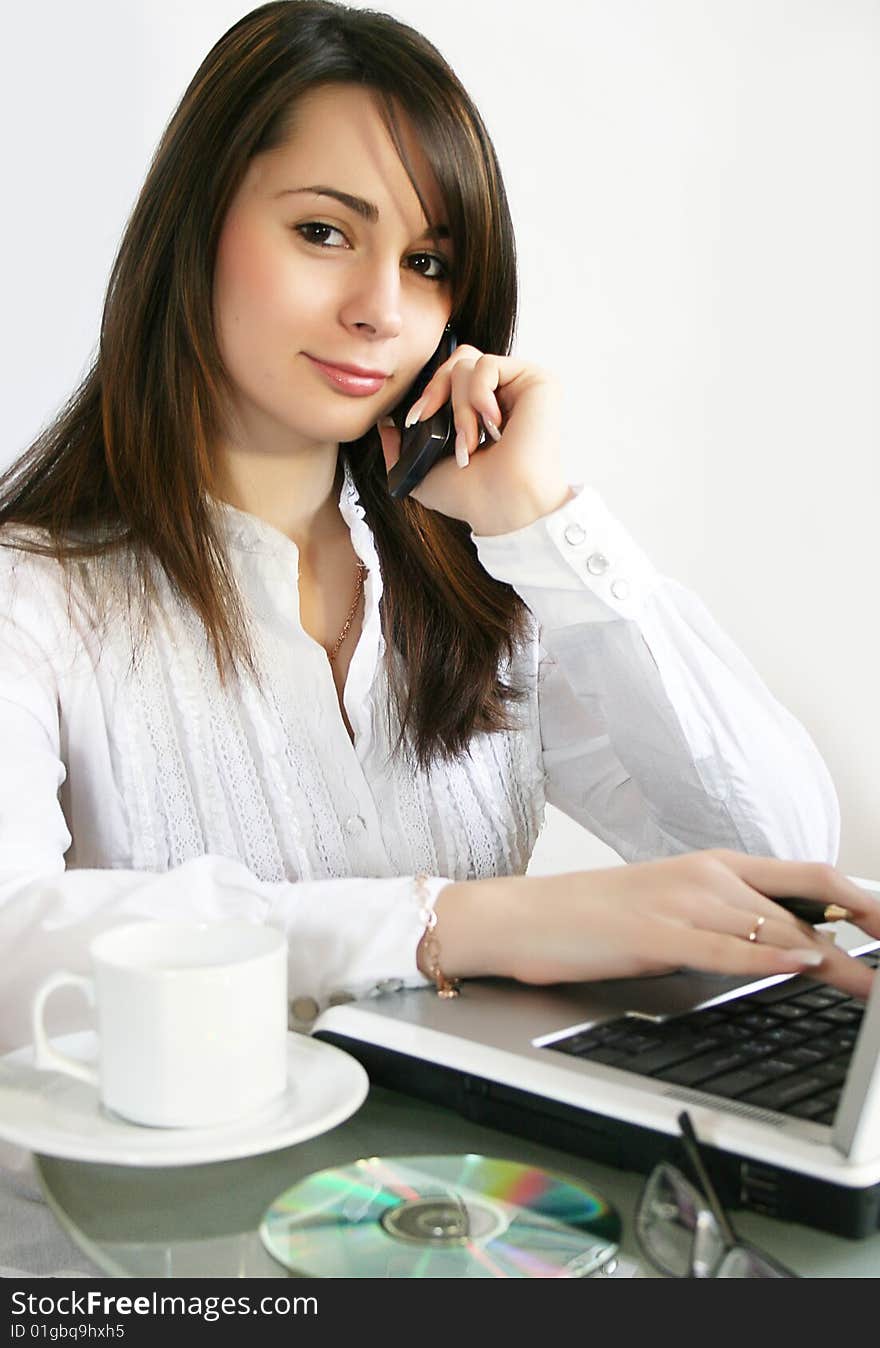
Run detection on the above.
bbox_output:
[209,455,384,605]
[211,456,364,552]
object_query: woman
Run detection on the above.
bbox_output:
[1,0,877,1068]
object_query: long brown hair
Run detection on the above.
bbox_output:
[0,0,532,771]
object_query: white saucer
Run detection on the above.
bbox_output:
[0,1032,368,1167]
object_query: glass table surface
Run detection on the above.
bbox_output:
[35,1085,880,1279]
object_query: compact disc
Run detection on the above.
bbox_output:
[259,1154,621,1278]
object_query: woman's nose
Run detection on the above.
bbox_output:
[340,259,404,338]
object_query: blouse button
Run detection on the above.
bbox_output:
[563,522,586,546]
[586,552,610,575]
[344,814,367,835]
[610,578,630,600]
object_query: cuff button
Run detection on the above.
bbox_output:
[586,551,610,575]
[563,522,586,546]
[610,578,630,599]
[290,995,319,1023]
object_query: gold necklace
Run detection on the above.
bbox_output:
[326,560,367,664]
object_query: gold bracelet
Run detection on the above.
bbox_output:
[415,871,460,999]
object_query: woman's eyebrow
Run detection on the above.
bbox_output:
[275,184,450,243]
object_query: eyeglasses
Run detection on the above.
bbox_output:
[635,1111,798,1278]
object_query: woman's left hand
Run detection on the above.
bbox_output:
[375,343,574,535]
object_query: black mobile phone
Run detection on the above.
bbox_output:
[386,328,458,500]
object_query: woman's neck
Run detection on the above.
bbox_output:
[212,445,345,553]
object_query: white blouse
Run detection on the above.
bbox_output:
[0,456,839,1053]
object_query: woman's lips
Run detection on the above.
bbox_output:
[305,355,388,397]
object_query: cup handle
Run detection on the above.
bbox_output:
[32,972,99,1087]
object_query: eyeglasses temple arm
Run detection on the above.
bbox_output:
[677,1111,738,1247]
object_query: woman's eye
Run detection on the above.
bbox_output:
[408,253,450,283]
[295,221,348,248]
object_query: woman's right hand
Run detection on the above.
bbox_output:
[430,850,879,1000]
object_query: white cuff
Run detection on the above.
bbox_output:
[471,484,661,625]
[286,874,454,1031]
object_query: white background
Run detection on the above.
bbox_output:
[1,1,877,877]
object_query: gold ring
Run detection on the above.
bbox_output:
[747,915,766,943]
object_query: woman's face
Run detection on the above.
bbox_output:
[212,83,454,457]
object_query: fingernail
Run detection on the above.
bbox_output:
[790,948,825,966]
[482,417,502,442]
[405,398,426,428]
[455,429,469,468]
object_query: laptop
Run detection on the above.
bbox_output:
[315,891,880,1241]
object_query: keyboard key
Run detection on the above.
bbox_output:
[657,1048,755,1087]
[711,1022,763,1042]
[816,1006,863,1026]
[810,1032,856,1056]
[787,1096,834,1121]
[758,1027,808,1048]
[613,1032,661,1054]
[702,1067,773,1098]
[627,1038,721,1076]
[811,988,853,1004]
[770,1003,815,1021]
[586,1047,629,1067]
[790,1016,844,1036]
[619,1040,716,1073]
[597,1024,634,1044]
[812,1058,849,1086]
[704,1057,799,1098]
[738,1012,784,1031]
[749,1057,800,1077]
[743,1074,827,1111]
[794,991,848,1010]
[772,1045,826,1066]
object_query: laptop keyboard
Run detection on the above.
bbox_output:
[549,948,880,1125]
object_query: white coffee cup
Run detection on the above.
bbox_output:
[31,921,288,1128]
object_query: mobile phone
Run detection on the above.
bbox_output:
[386,327,458,500]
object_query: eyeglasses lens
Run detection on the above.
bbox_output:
[638,1164,729,1277]
[637,1164,721,1277]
